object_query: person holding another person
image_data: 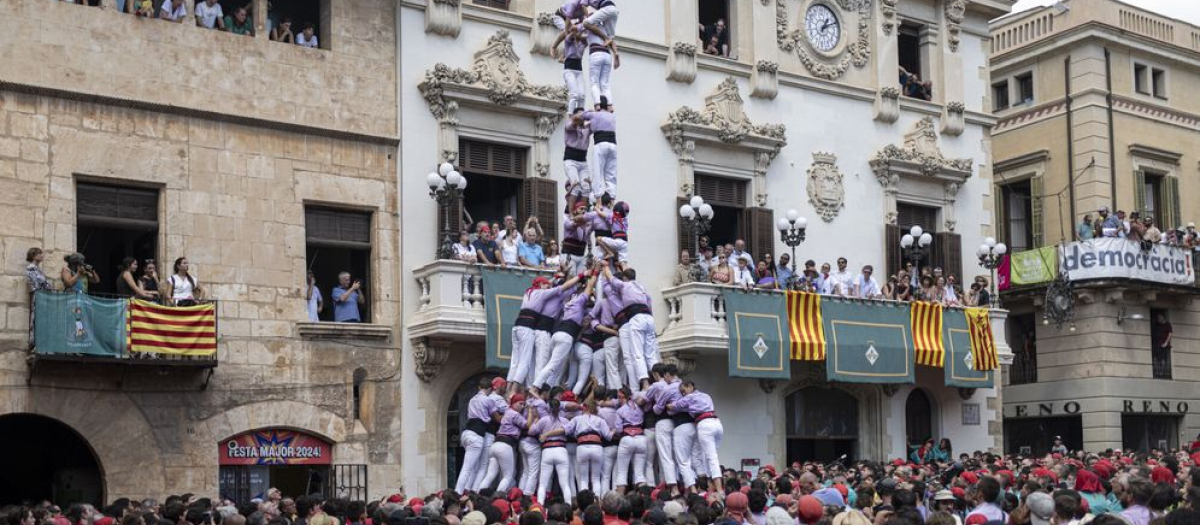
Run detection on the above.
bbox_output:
[331,272,365,323]
[698,18,730,57]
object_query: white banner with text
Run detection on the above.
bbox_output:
[1060,238,1194,285]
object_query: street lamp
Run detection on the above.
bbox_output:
[900,225,933,299]
[427,162,467,260]
[977,237,1007,308]
[776,209,808,290]
[679,195,715,282]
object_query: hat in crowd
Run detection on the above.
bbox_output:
[491,500,511,522]
[479,225,491,233]
[833,511,871,525]
[964,515,990,525]
[1026,492,1054,525]
[797,496,824,525]
[961,471,979,484]
[1032,467,1058,482]
[509,393,525,405]
[933,490,955,502]
[663,501,685,520]
[1151,466,1176,486]
[507,488,523,501]
[951,487,966,500]
[491,377,507,391]
[462,511,486,525]
[560,390,577,402]
[725,492,749,521]
[1099,206,1109,213]
[1189,222,1196,228]
[766,507,793,525]
[833,483,849,498]
[813,488,845,509]
[408,498,424,508]
[387,494,405,503]
[762,465,777,476]
[774,494,794,508]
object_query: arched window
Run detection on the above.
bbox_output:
[785,387,858,463]
[905,389,934,446]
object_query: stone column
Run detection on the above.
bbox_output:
[874,0,901,123]
[1068,44,1114,216]
[253,0,268,39]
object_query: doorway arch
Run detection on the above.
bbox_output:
[0,414,104,505]
[905,388,935,447]
[785,387,859,463]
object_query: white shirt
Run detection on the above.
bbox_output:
[733,265,755,288]
[170,274,196,301]
[854,275,881,298]
[195,1,223,28]
[159,0,188,21]
[297,33,319,48]
[500,238,520,266]
[453,243,477,263]
[306,286,323,322]
[818,274,836,295]
[730,250,754,267]
[944,284,959,302]
[496,230,523,245]
[831,269,854,295]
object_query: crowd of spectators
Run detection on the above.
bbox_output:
[452,216,562,271]
[12,439,1200,525]
[48,0,322,48]
[1077,208,1200,253]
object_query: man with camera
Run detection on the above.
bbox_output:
[332,272,366,323]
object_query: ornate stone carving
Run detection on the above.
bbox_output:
[945,0,967,52]
[419,31,569,119]
[941,101,966,137]
[870,117,974,177]
[880,0,898,35]
[778,0,872,80]
[413,338,451,383]
[957,387,977,401]
[661,352,697,377]
[807,152,846,222]
[531,12,561,56]
[668,42,699,84]
[425,0,462,37]
[663,78,788,157]
[752,60,780,100]
[874,87,901,124]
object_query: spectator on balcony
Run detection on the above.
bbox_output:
[831,257,854,296]
[297,22,319,48]
[708,253,732,286]
[703,35,722,57]
[1097,207,1122,237]
[131,0,155,17]
[673,250,697,286]
[709,245,726,270]
[545,240,562,270]
[473,226,502,265]
[332,272,365,323]
[729,240,753,268]
[271,18,294,43]
[818,263,835,295]
[519,228,546,268]
[1143,216,1162,246]
[305,271,323,322]
[945,275,961,305]
[165,257,203,306]
[453,231,478,263]
[194,0,225,30]
[158,0,188,22]
[497,215,523,244]
[882,275,897,299]
[698,18,730,58]
[61,253,99,293]
[936,276,957,306]
[1127,212,1145,243]
[775,253,793,289]
[116,257,159,301]
[918,275,935,302]
[754,260,778,290]
[733,257,755,290]
[139,259,160,297]
[26,248,53,348]
[894,272,912,302]
[852,265,881,299]
[225,7,254,36]
[1077,213,1096,241]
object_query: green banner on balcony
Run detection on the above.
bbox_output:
[721,290,792,379]
[942,308,995,388]
[480,267,539,370]
[1010,246,1057,285]
[822,298,914,384]
[34,291,127,357]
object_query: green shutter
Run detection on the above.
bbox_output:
[1030,176,1044,248]
[994,186,1007,245]
[1133,170,1147,217]
[1164,176,1181,230]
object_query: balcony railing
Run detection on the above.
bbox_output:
[660,283,1014,365]
[31,291,218,367]
[408,260,554,342]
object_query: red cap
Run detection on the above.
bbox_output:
[510,393,526,405]
[961,472,979,484]
[479,225,491,233]
[797,496,823,525]
[833,483,849,498]
[892,458,906,466]
[965,515,989,525]
[574,200,588,211]
[951,487,966,499]
[387,494,405,503]
[409,498,424,507]
[508,488,524,501]
[561,390,577,402]
[492,377,507,390]
[1151,466,1175,486]
[492,500,511,521]
[762,465,777,475]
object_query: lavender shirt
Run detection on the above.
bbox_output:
[583,110,616,133]
[588,298,616,330]
[559,292,590,326]
[497,408,528,438]
[521,288,555,314]
[564,213,595,243]
[467,391,496,422]
[616,401,644,431]
[565,413,613,440]
[528,414,567,443]
[598,405,620,438]
[559,0,586,18]
[528,397,549,419]
[652,379,683,415]
[488,392,509,417]
[605,277,651,311]
[672,391,715,416]
[565,122,592,151]
[564,31,588,60]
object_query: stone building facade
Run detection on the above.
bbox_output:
[990,0,1200,453]
[0,0,401,503]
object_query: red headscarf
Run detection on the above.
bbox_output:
[1074,469,1103,493]
[526,276,551,297]
[1151,466,1175,486]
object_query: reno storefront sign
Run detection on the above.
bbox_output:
[219,429,332,465]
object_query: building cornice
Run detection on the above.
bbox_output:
[1128,144,1182,165]
[994,150,1051,173]
[992,23,1200,72]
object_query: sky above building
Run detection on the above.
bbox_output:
[1011,0,1200,25]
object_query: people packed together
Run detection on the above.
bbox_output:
[15,437,1200,525]
[1077,208,1200,252]
[50,0,322,47]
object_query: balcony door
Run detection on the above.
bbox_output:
[76,182,159,296]
[786,387,859,463]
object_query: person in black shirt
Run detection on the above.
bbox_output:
[698,18,729,57]
[472,225,503,265]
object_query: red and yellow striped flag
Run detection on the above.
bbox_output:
[787,291,826,360]
[911,301,945,367]
[128,299,218,357]
[965,307,999,371]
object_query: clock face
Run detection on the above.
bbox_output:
[805,3,841,53]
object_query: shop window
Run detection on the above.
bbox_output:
[266,0,332,49]
[472,0,511,10]
[1134,64,1149,95]
[76,182,160,296]
[998,181,1033,252]
[219,429,335,502]
[698,0,733,58]
[1150,309,1172,380]
[1122,415,1178,452]
[305,206,373,322]
[1004,416,1082,455]
[1016,73,1034,105]
[992,81,1010,111]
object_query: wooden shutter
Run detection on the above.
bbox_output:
[306,207,372,248]
[519,178,559,243]
[472,0,510,9]
[885,223,902,278]
[896,203,938,234]
[1163,176,1180,230]
[695,174,747,208]
[459,139,526,179]
[77,183,159,228]
[994,186,1007,247]
[1030,175,1044,248]
[935,232,963,282]
[678,198,694,256]
[437,195,465,251]
[1133,170,1147,219]
[745,207,776,263]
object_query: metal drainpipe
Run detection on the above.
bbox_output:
[1064,57,1077,238]
[1105,48,1118,209]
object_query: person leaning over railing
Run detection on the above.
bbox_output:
[25,247,54,349]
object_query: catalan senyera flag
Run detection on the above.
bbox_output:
[911,301,945,367]
[965,307,999,371]
[128,299,217,357]
[786,291,826,360]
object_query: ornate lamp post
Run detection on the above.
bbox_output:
[776,209,808,290]
[427,162,467,260]
[976,237,1007,308]
[678,196,714,282]
[900,225,933,299]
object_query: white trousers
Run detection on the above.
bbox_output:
[455,429,486,493]
[564,159,591,197]
[593,142,618,198]
[602,444,619,491]
[673,422,697,488]
[602,336,622,388]
[592,344,610,388]
[654,419,677,486]
[613,435,647,488]
[472,433,496,490]
[598,236,628,264]
[696,418,724,479]
[576,443,605,494]
[479,440,518,493]
[564,254,587,276]
[537,446,574,506]
[509,326,537,384]
[572,342,594,394]
[534,331,576,389]
[618,313,657,387]
[534,329,553,380]
[588,51,613,106]
[564,69,586,114]
[643,427,657,485]
[586,5,619,39]
[518,438,542,494]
